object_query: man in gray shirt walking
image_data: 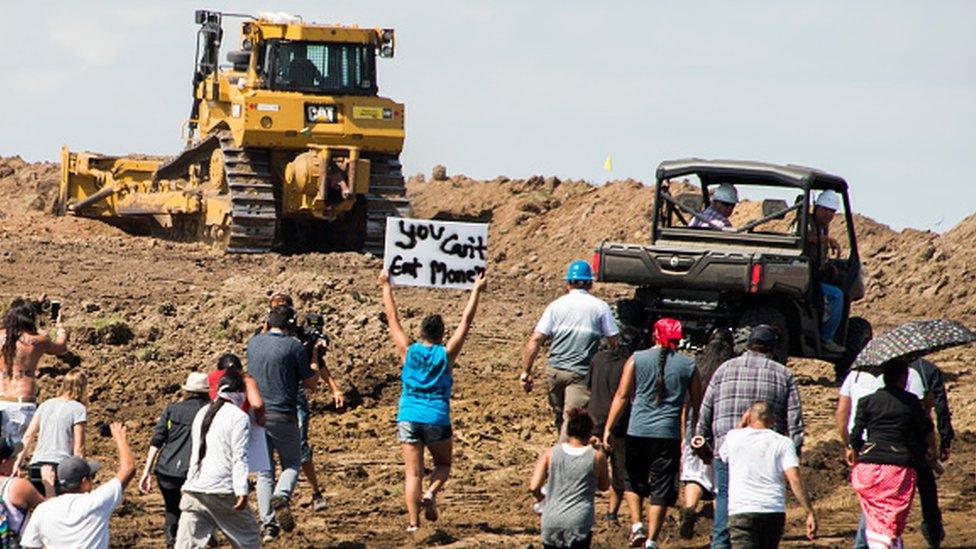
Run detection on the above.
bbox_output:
[520,260,619,432]
[246,305,319,542]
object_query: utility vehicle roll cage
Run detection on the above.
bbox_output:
[651,158,859,261]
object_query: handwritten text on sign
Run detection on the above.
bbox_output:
[383,217,488,289]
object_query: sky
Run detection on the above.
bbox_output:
[1,1,973,231]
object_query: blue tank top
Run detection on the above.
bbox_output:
[396,343,452,426]
[626,347,696,439]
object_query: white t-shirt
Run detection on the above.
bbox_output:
[719,427,799,515]
[20,478,123,549]
[838,369,926,434]
[534,289,619,375]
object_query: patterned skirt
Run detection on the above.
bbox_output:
[851,462,916,549]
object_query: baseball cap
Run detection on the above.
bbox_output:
[57,456,102,489]
[748,324,780,345]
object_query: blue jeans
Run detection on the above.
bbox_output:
[821,283,843,342]
[256,413,302,528]
[853,512,867,548]
[712,459,731,548]
[296,391,312,464]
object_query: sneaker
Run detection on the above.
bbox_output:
[271,495,296,532]
[261,525,280,543]
[533,500,545,514]
[421,493,439,522]
[644,541,659,549]
[822,340,845,354]
[629,523,648,548]
[679,507,697,539]
[406,524,419,533]
[311,492,327,513]
[601,512,618,522]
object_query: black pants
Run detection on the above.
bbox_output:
[916,463,944,545]
[729,512,785,549]
[157,473,186,549]
[544,533,592,549]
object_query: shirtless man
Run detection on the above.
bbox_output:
[0,299,68,442]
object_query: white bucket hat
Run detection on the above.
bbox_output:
[182,372,210,394]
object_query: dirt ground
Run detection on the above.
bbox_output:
[0,156,974,547]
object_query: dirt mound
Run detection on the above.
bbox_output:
[0,159,973,547]
[0,156,60,215]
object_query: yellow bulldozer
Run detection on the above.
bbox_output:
[57,10,409,253]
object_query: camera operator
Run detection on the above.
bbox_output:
[262,294,344,513]
[246,304,318,541]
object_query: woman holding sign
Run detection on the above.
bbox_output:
[379,269,487,532]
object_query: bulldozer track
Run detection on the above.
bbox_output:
[217,133,276,253]
[363,154,410,255]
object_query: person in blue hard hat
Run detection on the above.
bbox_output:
[520,260,620,434]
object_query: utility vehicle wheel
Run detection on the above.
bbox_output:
[734,307,789,364]
[832,316,872,383]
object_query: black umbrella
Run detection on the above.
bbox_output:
[853,319,976,371]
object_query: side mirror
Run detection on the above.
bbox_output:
[379,29,395,58]
[762,199,789,219]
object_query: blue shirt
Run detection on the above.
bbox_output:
[627,347,696,439]
[397,343,452,426]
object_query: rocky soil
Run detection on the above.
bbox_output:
[1,156,974,547]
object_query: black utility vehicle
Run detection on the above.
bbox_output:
[594,159,870,377]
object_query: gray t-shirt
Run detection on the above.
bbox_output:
[246,331,314,415]
[627,347,696,439]
[534,290,619,376]
[30,397,87,465]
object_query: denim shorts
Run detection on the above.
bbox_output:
[397,421,453,445]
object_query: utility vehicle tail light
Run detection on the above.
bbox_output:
[750,264,763,293]
[591,251,601,278]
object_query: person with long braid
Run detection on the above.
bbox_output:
[175,369,260,548]
[603,318,702,549]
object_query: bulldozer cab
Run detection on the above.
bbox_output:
[261,40,377,95]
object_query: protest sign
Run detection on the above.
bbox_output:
[383,217,488,289]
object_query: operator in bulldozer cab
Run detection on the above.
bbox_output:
[282,43,325,89]
[689,183,738,230]
[808,190,845,354]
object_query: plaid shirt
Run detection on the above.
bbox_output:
[697,351,804,454]
[689,206,731,229]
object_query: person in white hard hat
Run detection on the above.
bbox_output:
[809,190,845,354]
[690,183,738,229]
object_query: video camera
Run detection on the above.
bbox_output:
[296,312,330,348]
